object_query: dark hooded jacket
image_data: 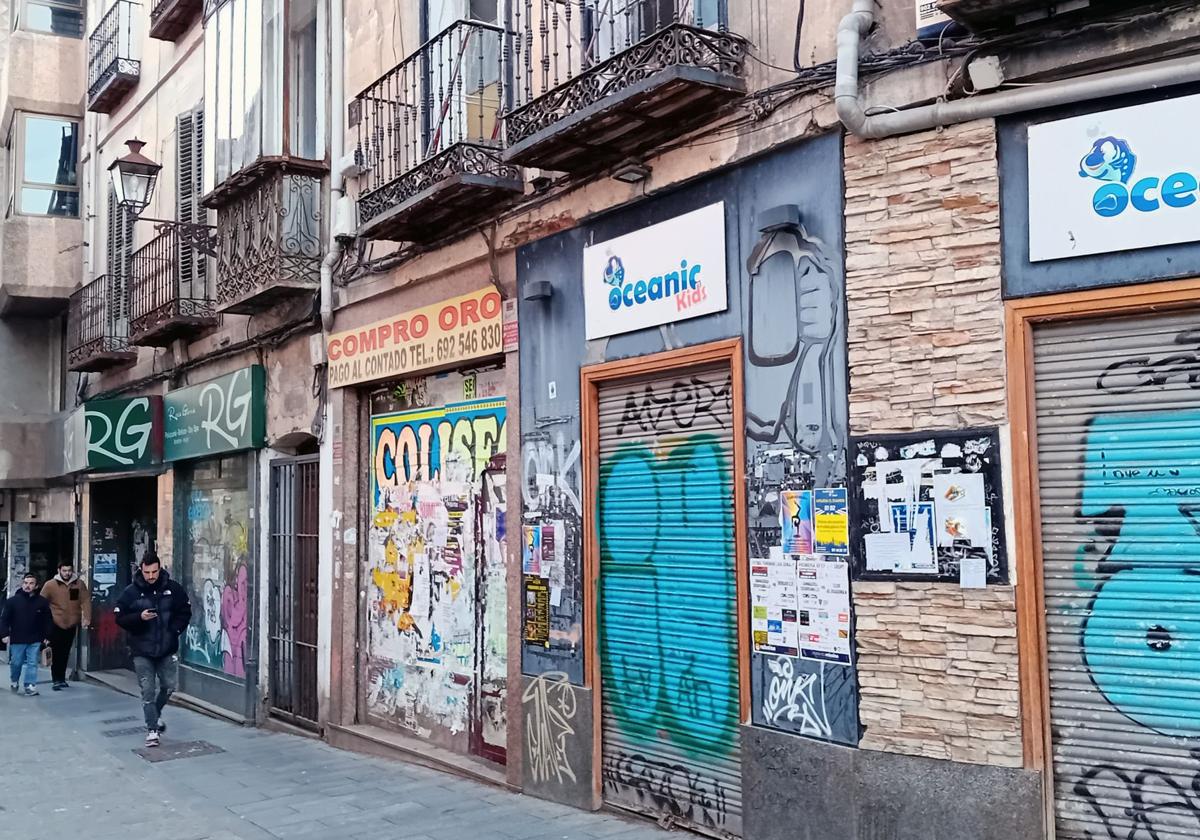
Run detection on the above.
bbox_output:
[0,589,52,645]
[114,569,192,659]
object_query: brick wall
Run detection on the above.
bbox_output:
[844,121,1023,768]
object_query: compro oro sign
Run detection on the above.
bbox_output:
[1028,94,1200,261]
[583,202,728,340]
[327,287,504,388]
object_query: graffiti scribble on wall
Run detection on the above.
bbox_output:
[182,484,251,679]
[367,372,507,740]
[598,368,740,834]
[523,671,578,785]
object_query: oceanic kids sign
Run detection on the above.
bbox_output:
[583,202,728,339]
[1028,94,1200,261]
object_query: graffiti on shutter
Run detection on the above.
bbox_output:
[1033,311,1200,840]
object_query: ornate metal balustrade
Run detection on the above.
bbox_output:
[68,275,136,372]
[88,0,141,114]
[129,222,218,346]
[353,19,522,242]
[150,0,203,40]
[215,168,323,314]
[504,1,746,171]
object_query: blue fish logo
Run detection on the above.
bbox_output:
[603,256,625,288]
[1079,137,1137,185]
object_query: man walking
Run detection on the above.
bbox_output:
[114,551,191,748]
[41,561,92,691]
[0,573,52,696]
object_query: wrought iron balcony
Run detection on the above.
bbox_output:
[129,222,218,346]
[88,0,141,114]
[504,1,746,172]
[68,275,136,372]
[150,0,203,40]
[214,167,323,314]
[353,19,522,242]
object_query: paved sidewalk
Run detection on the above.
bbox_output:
[0,669,672,840]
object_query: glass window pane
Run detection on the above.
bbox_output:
[288,0,320,160]
[244,0,264,164]
[216,0,234,183]
[262,0,283,156]
[231,0,247,172]
[23,116,79,186]
[204,22,217,194]
[20,187,79,217]
[23,2,84,38]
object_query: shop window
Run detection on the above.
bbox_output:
[13,0,84,38]
[6,113,80,218]
[202,0,325,194]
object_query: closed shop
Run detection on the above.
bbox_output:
[1032,309,1200,840]
[595,362,743,836]
[165,366,266,720]
[365,366,508,760]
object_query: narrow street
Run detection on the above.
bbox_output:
[0,673,671,840]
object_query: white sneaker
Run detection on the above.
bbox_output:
[145,730,160,748]
[23,685,38,696]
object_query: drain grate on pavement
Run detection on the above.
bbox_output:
[134,740,225,763]
[104,726,148,737]
[101,715,139,725]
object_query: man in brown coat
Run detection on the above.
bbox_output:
[41,562,91,691]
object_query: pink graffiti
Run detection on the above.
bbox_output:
[221,564,249,678]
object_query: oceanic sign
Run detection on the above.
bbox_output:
[1027,92,1200,261]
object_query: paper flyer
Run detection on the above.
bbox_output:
[813,488,850,555]
[933,473,988,548]
[522,525,542,575]
[750,553,801,656]
[795,556,852,664]
[780,490,814,554]
[548,520,567,607]
[860,501,938,574]
[523,575,550,646]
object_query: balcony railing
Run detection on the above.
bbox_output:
[215,168,323,314]
[504,0,746,172]
[150,0,203,40]
[88,0,141,114]
[129,222,218,346]
[353,19,523,242]
[68,275,136,372]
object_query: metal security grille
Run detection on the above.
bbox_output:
[1032,310,1200,840]
[269,455,320,728]
[596,363,742,838]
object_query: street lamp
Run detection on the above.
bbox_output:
[108,138,162,216]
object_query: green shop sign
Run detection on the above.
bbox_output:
[164,365,266,462]
[83,396,164,470]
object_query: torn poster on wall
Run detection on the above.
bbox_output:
[849,428,1008,583]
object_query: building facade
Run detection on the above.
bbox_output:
[16,0,1200,838]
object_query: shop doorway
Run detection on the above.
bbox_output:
[268,454,320,728]
[87,476,158,672]
[583,340,747,838]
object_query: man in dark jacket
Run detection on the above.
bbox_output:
[0,573,53,696]
[114,551,192,747]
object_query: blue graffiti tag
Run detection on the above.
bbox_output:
[1079,410,1200,738]
[597,434,740,758]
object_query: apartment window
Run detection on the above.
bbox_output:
[13,0,84,38]
[7,113,80,218]
[203,0,325,193]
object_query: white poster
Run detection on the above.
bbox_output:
[750,548,800,657]
[583,202,728,339]
[795,556,852,665]
[1028,94,1200,261]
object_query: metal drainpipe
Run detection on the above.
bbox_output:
[835,1,1200,139]
[316,0,345,724]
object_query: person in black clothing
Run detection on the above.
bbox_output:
[0,573,52,696]
[114,552,192,748]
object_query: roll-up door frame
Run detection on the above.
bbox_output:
[580,337,750,805]
[1006,277,1200,832]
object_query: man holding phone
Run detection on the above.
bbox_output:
[114,551,192,748]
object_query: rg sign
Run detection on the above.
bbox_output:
[85,396,163,469]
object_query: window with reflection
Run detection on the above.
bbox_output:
[7,113,80,218]
[14,0,84,38]
[203,0,326,194]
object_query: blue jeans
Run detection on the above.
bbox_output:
[132,655,178,731]
[8,643,40,687]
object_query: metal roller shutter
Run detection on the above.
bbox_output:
[1033,310,1200,840]
[596,363,742,839]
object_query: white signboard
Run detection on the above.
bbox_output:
[583,202,728,339]
[1028,94,1200,261]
